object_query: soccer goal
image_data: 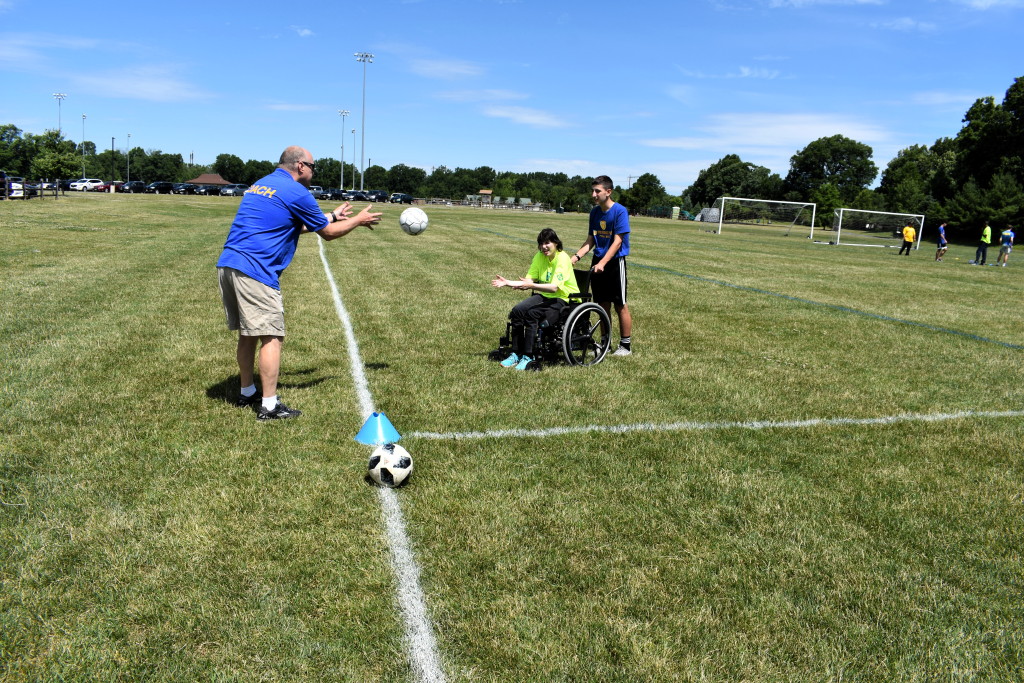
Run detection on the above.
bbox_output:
[830,208,926,249]
[705,197,817,239]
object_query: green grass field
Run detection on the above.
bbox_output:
[2,193,1022,681]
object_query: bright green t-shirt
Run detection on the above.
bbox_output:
[981,225,992,244]
[526,251,579,300]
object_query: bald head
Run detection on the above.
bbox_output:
[279,146,309,168]
[277,146,314,187]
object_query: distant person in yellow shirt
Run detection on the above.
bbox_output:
[898,222,916,256]
[971,222,992,265]
[492,228,579,371]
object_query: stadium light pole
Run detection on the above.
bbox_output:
[338,109,349,190]
[52,93,67,136]
[354,52,373,191]
[351,129,356,190]
[126,133,131,183]
[81,114,87,177]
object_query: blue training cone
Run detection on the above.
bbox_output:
[354,411,401,445]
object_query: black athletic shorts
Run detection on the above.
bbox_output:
[590,256,628,305]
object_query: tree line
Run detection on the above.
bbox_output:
[3,74,1021,236]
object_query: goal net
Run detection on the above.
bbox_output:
[830,208,925,249]
[703,197,817,239]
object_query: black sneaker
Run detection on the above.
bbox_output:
[236,392,261,408]
[256,401,302,421]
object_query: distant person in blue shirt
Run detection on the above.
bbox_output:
[997,225,1014,267]
[217,145,381,420]
[570,175,633,356]
[935,222,948,261]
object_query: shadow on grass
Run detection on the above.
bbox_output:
[205,368,335,404]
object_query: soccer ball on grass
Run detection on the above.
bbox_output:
[399,207,429,236]
[368,443,414,487]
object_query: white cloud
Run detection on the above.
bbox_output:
[641,112,893,175]
[768,0,884,6]
[72,66,212,102]
[481,105,570,128]
[410,58,485,80]
[952,0,1024,7]
[871,17,937,31]
[909,90,983,107]
[675,66,781,79]
[437,89,528,103]
[265,103,322,112]
[290,26,314,37]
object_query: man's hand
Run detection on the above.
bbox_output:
[332,202,354,219]
[356,204,383,230]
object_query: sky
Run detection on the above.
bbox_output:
[1,0,1021,194]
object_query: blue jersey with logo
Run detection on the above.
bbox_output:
[216,168,328,289]
[1001,229,1014,246]
[588,202,630,259]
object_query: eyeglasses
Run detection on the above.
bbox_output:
[299,160,316,172]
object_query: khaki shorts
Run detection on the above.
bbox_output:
[218,267,285,337]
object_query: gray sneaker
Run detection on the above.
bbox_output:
[612,345,632,356]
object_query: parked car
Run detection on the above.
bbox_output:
[7,177,37,198]
[389,193,414,204]
[174,183,199,195]
[328,188,348,201]
[365,189,389,203]
[343,190,369,201]
[195,184,221,196]
[145,181,175,194]
[219,184,249,197]
[118,181,146,193]
[91,181,124,192]
[70,178,104,191]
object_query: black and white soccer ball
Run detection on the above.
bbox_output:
[368,443,414,487]
[399,207,429,236]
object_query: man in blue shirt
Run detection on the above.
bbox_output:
[217,145,381,420]
[935,222,948,261]
[997,225,1014,267]
[570,175,633,356]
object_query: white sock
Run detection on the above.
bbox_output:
[241,384,257,397]
[262,396,278,411]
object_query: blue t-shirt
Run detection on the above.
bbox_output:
[216,168,328,289]
[588,202,630,260]
[1000,229,1014,246]
[937,225,947,245]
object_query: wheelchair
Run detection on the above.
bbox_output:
[488,270,612,370]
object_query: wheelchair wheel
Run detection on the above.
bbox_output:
[560,302,611,366]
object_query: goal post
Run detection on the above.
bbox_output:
[831,208,926,249]
[706,197,817,239]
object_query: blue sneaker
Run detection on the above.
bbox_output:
[514,355,533,371]
[499,352,519,368]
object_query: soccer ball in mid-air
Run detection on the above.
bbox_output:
[368,443,414,487]
[399,207,429,236]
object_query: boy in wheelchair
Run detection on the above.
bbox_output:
[491,228,579,370]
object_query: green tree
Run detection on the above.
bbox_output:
[363,164,387,190]
[784,134,877,203]
[30,150,81,181]
[851,188,884,211]
[386,164,426,195]
[621,173,666,214]
[810,183,842,227]
[684,154,783,207]
[213,154,245,183]
[242,159,275,186]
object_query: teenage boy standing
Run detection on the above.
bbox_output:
[570,175,633,356]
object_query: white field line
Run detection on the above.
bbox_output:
[318,240,446,683]
[407,410,1024,442]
